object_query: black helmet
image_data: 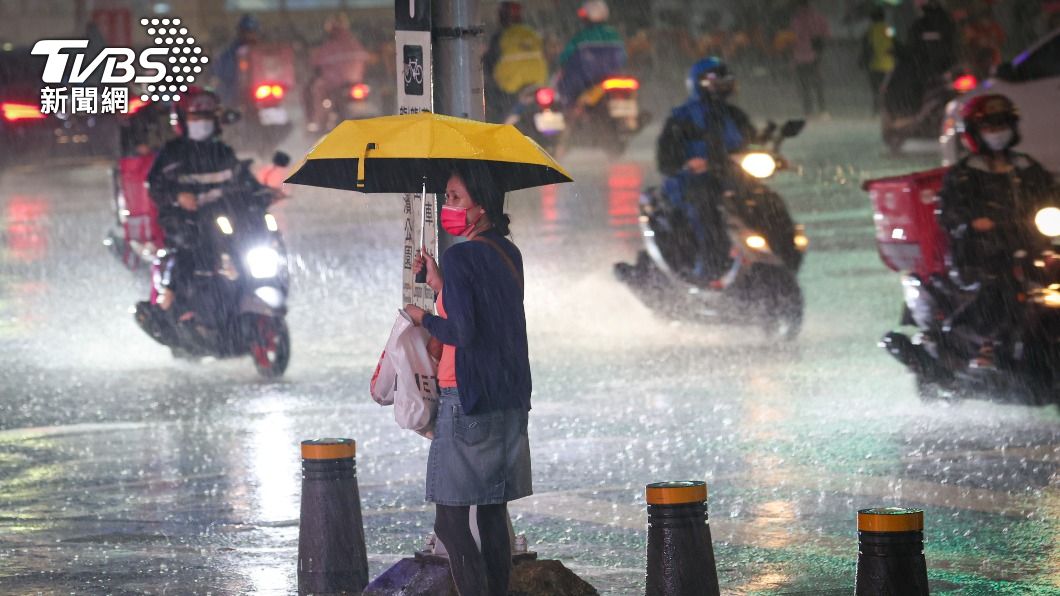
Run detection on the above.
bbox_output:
[687,56,735,100]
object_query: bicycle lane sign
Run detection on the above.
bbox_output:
[396,0,432,116]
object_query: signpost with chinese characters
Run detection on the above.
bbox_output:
[396,0,436,310]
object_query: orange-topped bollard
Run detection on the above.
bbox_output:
[298,438,368,595]
[644,481,720,596]
[855,507,929,596]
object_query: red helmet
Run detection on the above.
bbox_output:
[958,93,1020,154]
[173,86,223,137]
[179,86,221,117]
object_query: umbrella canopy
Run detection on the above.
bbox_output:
[285,112,573,193]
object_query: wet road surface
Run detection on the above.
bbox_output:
[1,119,1058,594]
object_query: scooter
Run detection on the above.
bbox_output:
[614,120,808,339]
[510,75,649,158]
[505,84,564,154]
[880,47,976,153]
[134,161,291,378]
[868,169,1060,405]
[228,43,296,157]
[314,75,386,132]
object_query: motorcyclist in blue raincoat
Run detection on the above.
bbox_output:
[656,57,760,280]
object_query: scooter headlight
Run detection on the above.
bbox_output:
[1035,207,1060,237]
[216,216,234,235]
[254,286,285,309]
[247,246,282,279]
[744,234,769,251]
[1041,291,1060,308]
[794,225,809,251]
[740,152,777,179]
[264,213,278,232]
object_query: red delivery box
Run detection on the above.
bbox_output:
[863,167,950,279]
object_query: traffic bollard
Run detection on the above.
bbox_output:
[855,507,929,596]
[644,481,720,596]
[298,438,368,595]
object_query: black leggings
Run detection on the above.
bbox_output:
[434,504,511,596]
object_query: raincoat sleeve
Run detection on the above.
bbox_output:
[422,248,477,347]
[657,115,691,177]
[936,163,975,238]
[147,142,184,207]
[558,33,580,67]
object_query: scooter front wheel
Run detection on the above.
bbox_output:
[754,268,803,341]
[250,315,291,379]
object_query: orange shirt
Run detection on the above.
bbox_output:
[436,289,458,388]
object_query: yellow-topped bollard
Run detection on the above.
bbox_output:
[855,508,928,595]
[297,438,368,595]
[644,481,719,596]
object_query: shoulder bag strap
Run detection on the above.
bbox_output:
[471,236,523,290]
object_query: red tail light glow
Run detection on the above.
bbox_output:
[349,83,370,100]
[254,84,285,101]
[535,87,555,107]
[2,102,46,122]
[602,77,639,91]
[952,74,978,93]
[127,97,149,115]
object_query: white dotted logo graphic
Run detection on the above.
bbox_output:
[138,17,207,103]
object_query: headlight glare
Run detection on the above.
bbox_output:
[247,246,281,279]
[740,153,777,179]
[1035,207,1060,237]
[254,286,284,309]
[745,234,769,250]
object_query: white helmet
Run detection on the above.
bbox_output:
[580,0,609,23]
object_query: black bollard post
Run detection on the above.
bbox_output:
[644,481,720,596]
[298,438,369,595]
[855,507,929,596]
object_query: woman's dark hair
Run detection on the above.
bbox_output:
[451,163,511,236]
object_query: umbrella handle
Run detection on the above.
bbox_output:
[356,142,377,189]
[415,181,428,284]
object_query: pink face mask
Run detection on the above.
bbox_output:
[441,205,482,236]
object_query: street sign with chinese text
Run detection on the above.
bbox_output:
[396,0,435,310]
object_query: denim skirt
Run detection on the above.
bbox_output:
[425,387,533,506]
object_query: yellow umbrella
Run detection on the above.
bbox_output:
[284,112,572,193]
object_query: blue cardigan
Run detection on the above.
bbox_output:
[422,230,532,414]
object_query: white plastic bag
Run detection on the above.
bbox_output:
[369,310,439,438]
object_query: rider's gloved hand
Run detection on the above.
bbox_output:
[685,157,708,174]
[177,192,198,212]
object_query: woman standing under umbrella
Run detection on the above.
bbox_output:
[404,163,532,596]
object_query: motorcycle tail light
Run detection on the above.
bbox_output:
[2,102,45,121]
[602,77,639,91]
[535,87,555,107]
[254,84,284,101]
[952,74,977,93]
[126,96,149,115]
[349,83,370,100]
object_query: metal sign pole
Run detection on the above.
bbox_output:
[432,0,484,256]
[396,0,435,310]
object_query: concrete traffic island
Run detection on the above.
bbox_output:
[364,550,599,596]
